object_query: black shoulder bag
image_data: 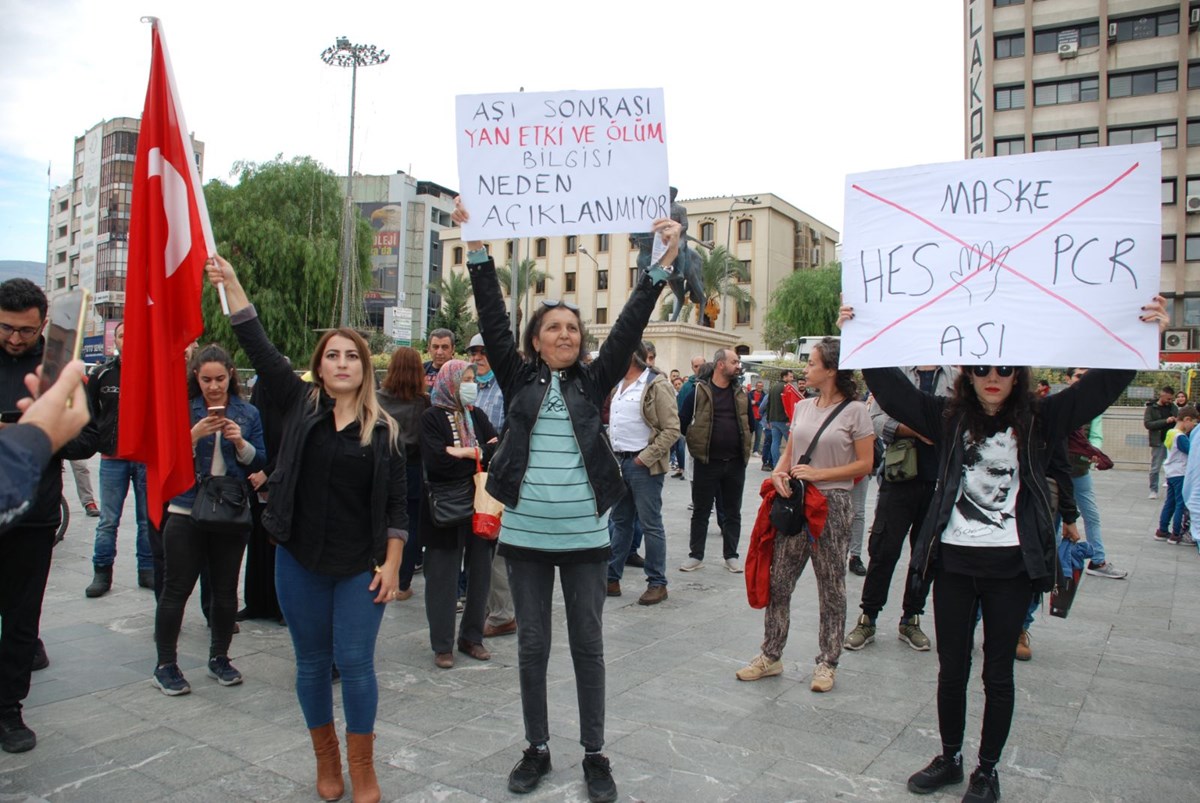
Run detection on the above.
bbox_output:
[769,399,852,536]
[424,411,477,528]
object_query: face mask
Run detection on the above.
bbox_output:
[459,382,479,406]
[477,369,494,384]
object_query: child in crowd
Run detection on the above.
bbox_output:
[1156,405,1198,544]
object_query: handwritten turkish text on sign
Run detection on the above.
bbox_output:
[455,88,669,239]
[839,143,1162,370]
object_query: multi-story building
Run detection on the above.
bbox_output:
[966,0,1200,351]
[340,171,458,340]
[438,193,839,353]
[45,117,204,341]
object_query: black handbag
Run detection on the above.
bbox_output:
[769,399,851,537]
[424,411,476,528]
[191,475,253,535]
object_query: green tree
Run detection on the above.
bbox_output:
[699,245,753,326]
[761,315,795,355]
[429,271,476,349]
[765,261,842,339]
[496,258,549,330]
[201,156,371,365]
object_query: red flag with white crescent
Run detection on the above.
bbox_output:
[118,18,215,526]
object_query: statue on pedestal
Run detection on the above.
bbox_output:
[630,187,706,323]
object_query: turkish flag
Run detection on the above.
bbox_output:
[118,18,214,526]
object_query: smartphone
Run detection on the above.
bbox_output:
[39,288,90,397]
[206,406,226,418]
[0,410,21,424]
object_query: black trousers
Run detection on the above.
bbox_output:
[154,514,246,665]
[0,526,54,713]
[688,458,746,561]
[860,479,935,621]
[241,497,282,620]
[932,566,1033,764]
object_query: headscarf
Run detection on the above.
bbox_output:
[431,359,477,448]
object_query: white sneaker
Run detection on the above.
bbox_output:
[724,558,743,574]
[1085,561,1128,579]
[679,558,703,572]
[1149,491,1158,500]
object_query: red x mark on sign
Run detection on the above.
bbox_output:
[845,161,1147,366]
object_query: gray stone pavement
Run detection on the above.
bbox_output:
[2,456,1200,802]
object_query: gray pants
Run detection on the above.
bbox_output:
[486,550,514,627]
[423,533,495,653]
[848,478,868,558]
[1150,445,1167,491]
[507,557,606,751]
[70,459,95,507]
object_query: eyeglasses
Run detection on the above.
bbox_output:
[541,299,579,313]
[0,323,41,339]
[969,365,1015,378]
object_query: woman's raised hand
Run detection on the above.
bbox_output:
[1140,295,1170,333]
[836,304,854,331]
[452,197,483,252]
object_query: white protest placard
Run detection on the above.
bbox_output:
[455,88,669,239]
[840,143,1162,369]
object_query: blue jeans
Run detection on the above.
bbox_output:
[751,418,763,453]
[671,438,685,471]
[93,458,152,570]
[1160,476,1186,534]
[1072,471,1106,564]
[608,458,667,587]
[275,546,386,733]
[1149,445,1167,491]
[764,421,789,469]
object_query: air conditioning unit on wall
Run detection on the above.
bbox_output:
[1058,42,1079,59]
[1187,195,1200,214]
[1164,329,1191,351]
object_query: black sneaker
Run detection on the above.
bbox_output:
[31,640,49,671]
[582,753,617,803]
[152,663,191,696]
[207,656,243,686]
[508,745,551,794]
[848,555,867,576]
[0,709,36,753]
[907,754,964,794]
[962,767,1000,802]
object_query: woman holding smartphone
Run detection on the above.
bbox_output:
[153,345,265,696]
[204,256,406,803]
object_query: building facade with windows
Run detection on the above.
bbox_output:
[438,193,839,352]
[967,0,1200,350]
[45,117,205,339]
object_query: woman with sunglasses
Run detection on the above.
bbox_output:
[840,296,1167,803]
[452,198,680,803]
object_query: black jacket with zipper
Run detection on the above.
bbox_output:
[863,367,1133,593]
[466,256,666,517]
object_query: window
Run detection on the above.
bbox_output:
[565,272,576,292]
[995,137,1026,156]
[994,0,1023,6]
[736,299,751,325]
[1109,67,1178,98]
[595,307,608,325]
[1190,63,1200,90]
[994,84,1026,111]
[55,276,66,290]
[56,225,67,239]
[630,267,639,286]
[1188,177,1200,198]
[1033,77,1099,106]
[1164,178,1178,205]
[535,238,547,257]
[1108,123,1177,148]
[1189,120,1200,147]
[699,221,714,243]
[597,234,610,253]
[1164,235,1178,262]
[738,260,751,284]
[506,241,514,259]
[1033,23,1100,54]
[55,251,66,264]
[1187,235,1200,261]
[453,246,463,265]
[994,32,1025,60]
[1111,11,1179,43]
[737,219,753,241]
[535,277,546,294]
[1033,131,1100,151]
[566,235,577,255]
[1185,296,1200,326]
[597,270,608,290]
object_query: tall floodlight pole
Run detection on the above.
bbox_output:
[321,37,389,328]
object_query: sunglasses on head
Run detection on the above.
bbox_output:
[542,299,579,312]
[969,365,1015,378]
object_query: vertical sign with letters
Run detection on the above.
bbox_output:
[965,0,988,159]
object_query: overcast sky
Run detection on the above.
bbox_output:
[0,0,965,262]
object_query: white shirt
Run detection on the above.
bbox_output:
[609,368,654,453]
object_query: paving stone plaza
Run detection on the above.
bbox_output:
[1,457,1198,802]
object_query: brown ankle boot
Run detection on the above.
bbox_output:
[345,732,380,803]
[309,722,344,801]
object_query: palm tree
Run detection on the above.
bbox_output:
[699,245,754,327]
[429,271,475,347]
[496,258,550,329]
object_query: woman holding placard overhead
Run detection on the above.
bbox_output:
[452,197,679,803]
[838,296,1167,803]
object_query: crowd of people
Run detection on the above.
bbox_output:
[0,221,1178,803]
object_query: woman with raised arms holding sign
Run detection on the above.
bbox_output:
[838,296,1168,803]
[452,197,679,803]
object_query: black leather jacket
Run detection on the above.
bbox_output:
[466,257,665,517]
[863,367,1133,593]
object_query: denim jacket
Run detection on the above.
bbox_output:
[171,394,267,510]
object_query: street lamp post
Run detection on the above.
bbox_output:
[321,37,389,328]
[723,196,759,328]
